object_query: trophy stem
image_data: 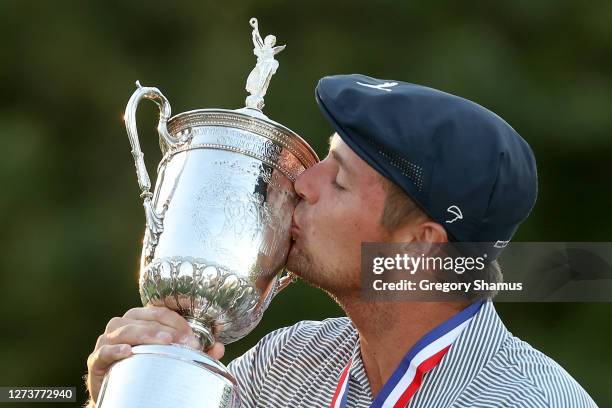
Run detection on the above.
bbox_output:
[185,318,216,351]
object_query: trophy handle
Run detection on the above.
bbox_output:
[124,81,176,236]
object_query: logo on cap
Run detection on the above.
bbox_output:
[356,81,398,92]
[445,205,463,224]
[494,240,510,248]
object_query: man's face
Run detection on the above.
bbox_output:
[287,134,391,297]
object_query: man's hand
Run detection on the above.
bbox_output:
[85,306,225,405]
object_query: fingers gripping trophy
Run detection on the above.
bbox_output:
[95,18,318,407]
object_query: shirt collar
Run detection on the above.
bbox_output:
[348,323,374,400]
[347,301,509,405]
[407,300,510,406]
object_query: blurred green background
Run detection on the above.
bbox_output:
[1,0,611,406]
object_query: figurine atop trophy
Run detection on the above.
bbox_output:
[245,17,286,110]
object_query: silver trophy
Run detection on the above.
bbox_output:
[96,18,318,407]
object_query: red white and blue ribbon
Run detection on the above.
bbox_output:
[330,301,483,408]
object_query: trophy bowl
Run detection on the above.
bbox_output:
[137,106,318,347]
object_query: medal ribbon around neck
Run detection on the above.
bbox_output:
[330,301,484,408]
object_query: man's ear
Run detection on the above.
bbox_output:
[419,221,448,243]
[389,220,448,243]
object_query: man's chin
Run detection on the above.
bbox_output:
[285,246,305,277]
[285,244,317,282]
[286,247,332,293]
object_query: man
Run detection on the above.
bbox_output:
[86,74,597,407]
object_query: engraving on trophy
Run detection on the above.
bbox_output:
[212,129,283,161]
[277,148,307,180]
[245,18,286,110]
[190,177,283,260]
[210,160,281,190]
[220,386,233,407]
[192,127,283,160]
[166,112,318,171]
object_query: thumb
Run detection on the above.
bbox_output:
[206,342,225,360]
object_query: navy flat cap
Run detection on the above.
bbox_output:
[315,74,538,260]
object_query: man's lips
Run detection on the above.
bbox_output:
[290,222,300,240]
[290,217,301,241]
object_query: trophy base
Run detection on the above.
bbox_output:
[96,344,238,408]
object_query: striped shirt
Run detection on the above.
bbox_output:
[227,301,597,407]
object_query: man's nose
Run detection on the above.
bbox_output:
[294,164,320,204]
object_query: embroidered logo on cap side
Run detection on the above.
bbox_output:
[445,205,463,223]
[494,240,510,248]
[356,81,398,92]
